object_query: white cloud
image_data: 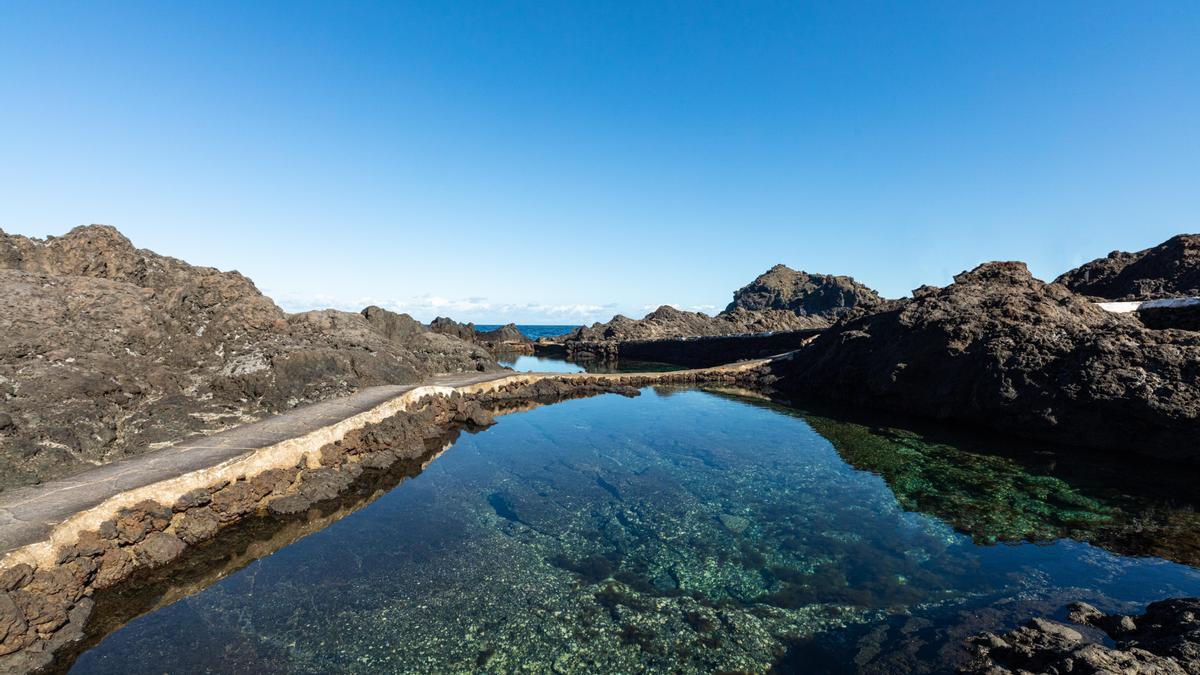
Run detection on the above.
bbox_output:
[639,302,721,315]
[265,288,621,324]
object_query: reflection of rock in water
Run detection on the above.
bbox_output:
[47,429,464,674]
[797,409,1200,567]
[704,388,1200,568]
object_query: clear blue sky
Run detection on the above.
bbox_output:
[2,2,1197,324]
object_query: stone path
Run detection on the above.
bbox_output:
[0,371,509,560]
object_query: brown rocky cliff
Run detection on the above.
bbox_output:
[0,225,495,491]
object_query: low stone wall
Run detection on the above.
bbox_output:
[0,365,770,673]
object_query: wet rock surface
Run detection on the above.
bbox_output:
[769,261,1200,460]
[962,598,1200,674]
[0,225,496,491]
[1056,234,1200,300]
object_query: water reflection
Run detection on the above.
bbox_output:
[67,389,1200,674]
[498,354,683,374]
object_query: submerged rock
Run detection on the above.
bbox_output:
[769,261,1200,460]
[1056,234,1200,300]
[962,598,1200,674]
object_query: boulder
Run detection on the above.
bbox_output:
[962,598,1200,674]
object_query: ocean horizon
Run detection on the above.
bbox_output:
[476,324,579,340]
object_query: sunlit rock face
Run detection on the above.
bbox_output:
[1056,233,1200,300]
[725,263,884,319]
[565,264,880,346]
[770,261,1200,460]
[0,225,495,490]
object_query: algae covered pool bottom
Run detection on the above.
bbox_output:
[70,388,1200,673]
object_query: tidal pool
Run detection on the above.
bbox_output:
[69,388,1200,673]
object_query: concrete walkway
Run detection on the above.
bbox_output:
[0,371,508,561]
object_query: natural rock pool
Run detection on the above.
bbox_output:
[68,388,1200,673]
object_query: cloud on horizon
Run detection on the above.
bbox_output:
[265,288,623,325]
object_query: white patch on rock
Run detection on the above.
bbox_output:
[220,353,271,377]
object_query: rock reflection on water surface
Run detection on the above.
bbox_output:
[70,389,1200,674]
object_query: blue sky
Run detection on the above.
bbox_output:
[1,2,1197,324]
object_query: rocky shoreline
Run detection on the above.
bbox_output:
[962,598,1200,674]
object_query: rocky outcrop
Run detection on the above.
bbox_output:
[428,316,477,342]
[0,225,496,491]
[962,598,1200,674]
[430,317,532,354]
[726,263,883,318]
[561,266,879,360]
[1056,234,1200,300]
[477,323,528,345]
[572,305,825,343]
[769,261,1200,460]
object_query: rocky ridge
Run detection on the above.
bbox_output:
[1056,234,1200,300]
[769,260,1200,461]
[0,225,497,491]
[565,265,880,349]
[725,263,883,317]
[429,316,532,353]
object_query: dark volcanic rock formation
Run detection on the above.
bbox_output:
[726,263,883,318]
[962,598,1200,674]
[0,225,496,491]
[769,261,1200,460]
[429,317,531,353]
[565,265,880,348]
[1056,234,1200,300]
[571,305,826,343]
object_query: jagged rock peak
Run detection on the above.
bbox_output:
[724,263,883,318]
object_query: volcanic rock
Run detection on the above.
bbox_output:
[0,225,497,491]
[769,261,1200,460]
[726,263,884,318]
[962,598,1200,674]
[565,265,879,346]
[1056,234,1200,300]
[430,317,531,353]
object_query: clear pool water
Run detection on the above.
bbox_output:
[69,388,1200,673]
